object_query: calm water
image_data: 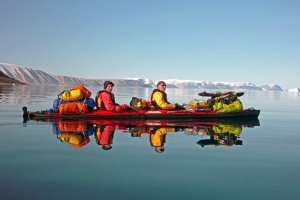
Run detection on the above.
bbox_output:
[0,85,299,200]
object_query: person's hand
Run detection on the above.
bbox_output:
[120,104,130,110]
[175,104,185,110]
[116,104,129,112]
[174,127,182,132]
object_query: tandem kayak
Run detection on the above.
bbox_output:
[24,107,260,121]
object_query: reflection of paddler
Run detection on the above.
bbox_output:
[197,124,243,147]
[150,127,176,153]
[212,124,242,137]
[58,133,90,148]
[94,125,115,150]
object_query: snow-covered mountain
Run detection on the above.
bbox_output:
[163,79,271,90]
[0,63,284,91]
[0,63,153,87]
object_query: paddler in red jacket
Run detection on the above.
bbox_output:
[95,81,129,112]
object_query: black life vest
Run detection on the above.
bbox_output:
[150,89,169,109]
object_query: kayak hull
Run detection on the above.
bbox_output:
[28,109,260,121]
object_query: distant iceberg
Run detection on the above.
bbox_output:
[287,88,300,92]
[261,84,283,91]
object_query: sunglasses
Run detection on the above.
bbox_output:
[160,84,166,87]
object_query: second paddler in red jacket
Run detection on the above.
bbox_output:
[95,81,129,112]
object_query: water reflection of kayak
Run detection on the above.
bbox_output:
[28,118,259,149]
[45,118,260,128]
[25,107,260,121]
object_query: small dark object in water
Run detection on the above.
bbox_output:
[23,106,29,122]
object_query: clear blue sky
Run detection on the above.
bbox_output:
[1,0,299,89]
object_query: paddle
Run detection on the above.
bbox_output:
[198,91,244,98]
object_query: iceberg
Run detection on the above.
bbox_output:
[287,88,300,92]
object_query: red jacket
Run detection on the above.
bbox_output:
[95,90,128,112]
